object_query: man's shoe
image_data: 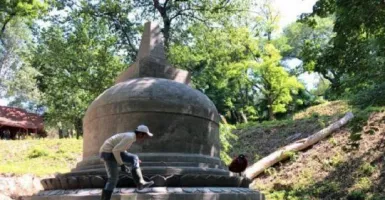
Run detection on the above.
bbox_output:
[101,189,113,200]
[133,168,154,190]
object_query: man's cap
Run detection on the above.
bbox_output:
[135,125,153,137]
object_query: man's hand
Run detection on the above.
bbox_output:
[120,165,128,173]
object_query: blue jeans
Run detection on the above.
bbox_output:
[100,151,140,191]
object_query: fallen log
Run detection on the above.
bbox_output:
[244,112,354,180]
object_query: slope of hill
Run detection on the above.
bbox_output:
[0,138,82,176]
[230,101,385,200]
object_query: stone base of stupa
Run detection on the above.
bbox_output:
[24,187,265,200]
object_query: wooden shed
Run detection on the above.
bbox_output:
[0,106,45,139]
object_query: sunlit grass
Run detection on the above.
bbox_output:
[0,138,82,176]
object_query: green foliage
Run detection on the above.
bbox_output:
[219,123,238,165]
[170,24,261,123]
[28,146,50,158]
[353,177,372,191]
[31,13,126,134]
[301,0,385,96]
[0,0,47,35]
[350,82,385,108]
[347,190,367,200]
[283,151,298,161]
[250,44,304,120]
[0,0,47,103]
[133,0,250,48]
[328,137,337,146]
[359,163,376,176]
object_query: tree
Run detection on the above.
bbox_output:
[250,44,304,120]
[31,15,125,138]
[170,23,260,123]
[0,0,47,45]
[282,17,338,91]
[68,0,140,62]
[0,0,48,98]
[253,0,280,42]
[133,0,249,49]
[301,0,385,96]
[54,0,250,62]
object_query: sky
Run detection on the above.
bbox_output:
[273,0,320,90]
[275,0,317,30]
[0,0,318,106]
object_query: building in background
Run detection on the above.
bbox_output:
[0,106,45,139]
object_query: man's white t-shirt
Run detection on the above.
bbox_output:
[99,132,136,165]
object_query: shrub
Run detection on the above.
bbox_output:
[359,163,376,176]
[28,146,50,158]
[219,123,238,165]
[347,190,367,200]
[350,82,385,108]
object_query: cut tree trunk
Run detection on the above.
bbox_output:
[244,112,354,180]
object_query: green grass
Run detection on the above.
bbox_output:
[0,138,82,176]
[237,100,385,200]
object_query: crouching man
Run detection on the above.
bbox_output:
[99,125,154,200]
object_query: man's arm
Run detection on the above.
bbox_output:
[112,137,134,165]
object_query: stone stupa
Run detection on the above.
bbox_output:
[27,22,264,200]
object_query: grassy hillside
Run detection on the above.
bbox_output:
[231,101,350,163]
[0,138,82,176]
[230,101,385,200]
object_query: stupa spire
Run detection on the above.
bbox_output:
[136,22,167,64]
[115,21,190,85]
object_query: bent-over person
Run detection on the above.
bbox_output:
[99,125,154,200]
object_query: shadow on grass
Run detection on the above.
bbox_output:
[277,133,385,200]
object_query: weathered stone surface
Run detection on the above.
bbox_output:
[58,177,69,189]
[165,175,180,187]
[82,78,220,158]
[67,176,79,189]
[40,174,249,190]
[78,176,92,189]
[167,187,183,193]
[90,176,105,188]
[0,174,43,199]
[24,187,265,200]
[151,175,166,187]
[45,178,55,190]
[115,21,191,85]
[151,187,168,193]
[120,188,135,194]
[116,175,135,187]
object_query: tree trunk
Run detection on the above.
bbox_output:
[240,111,248,123]
[244,112,354,180]
[58,128,63,139]
[69,129,73,138]
[163,18,171,50]
[267,96,275,120]
[74,118,83,139]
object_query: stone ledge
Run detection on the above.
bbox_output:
[41,174,251,190]
[24,187,265,200]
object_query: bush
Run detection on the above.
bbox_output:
[350,82,385,108]
[219,123,238,165]
[359,163,376,176]
[347,190,367,200]
[28,146,50,158]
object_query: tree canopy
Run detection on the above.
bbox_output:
[2,0,383,135]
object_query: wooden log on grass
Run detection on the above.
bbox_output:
[244,112,354,180]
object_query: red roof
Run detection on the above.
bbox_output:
[0,106,44,131]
